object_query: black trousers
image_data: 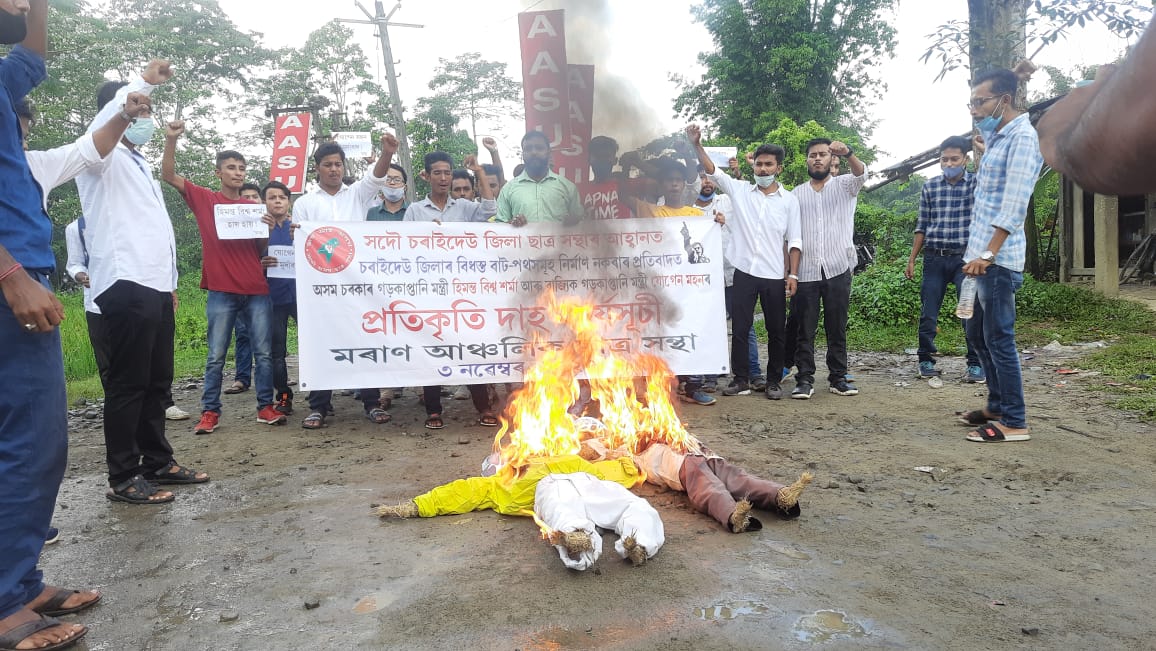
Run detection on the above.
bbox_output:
[793,270,852,385]
[729,270,786,383]
[93,280,176,485]
[272,302,297,400]
[423,385,491,416]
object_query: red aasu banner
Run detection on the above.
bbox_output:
[270,112,312,194]
[518,10,571,151]
[555,64,595,184]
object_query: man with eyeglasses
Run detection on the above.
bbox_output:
[367,163,409,221]
[957,68,1042,444]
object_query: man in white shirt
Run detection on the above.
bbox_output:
[76,59,208,504]
[789,138,866,399]
[687,125,802,401]
[293,135,399,429]
[404,151,497,223]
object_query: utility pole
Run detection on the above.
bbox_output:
[340,1,423,202]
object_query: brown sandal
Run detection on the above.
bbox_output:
[30,586,102,617]
[425,413,445,430]
[477,411,500,427]
[0,609,87,651]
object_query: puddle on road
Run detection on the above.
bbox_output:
[693,600,770,620]
[793,610,868,642]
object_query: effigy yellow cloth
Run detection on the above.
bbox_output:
[412,455,641,518]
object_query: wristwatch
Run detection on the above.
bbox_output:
[117,110,134,122]
[979,250,995,262]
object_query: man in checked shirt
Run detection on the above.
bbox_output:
[958,68,1043,444]
[904,136,985,383]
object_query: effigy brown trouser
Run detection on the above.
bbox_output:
[678,455,802,529]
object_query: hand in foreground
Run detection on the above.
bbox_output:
[1,273,65,333]
[143,59,173,85]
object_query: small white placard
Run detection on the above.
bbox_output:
[332,132,373,159]
[267,245,295,279]
[214,204,268,240]
[704,146,738,170]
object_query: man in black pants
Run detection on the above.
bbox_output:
[789,139,867,399]
[76,60,208,502]
[687,125,802,400]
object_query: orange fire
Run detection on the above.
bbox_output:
[493,291,701,482]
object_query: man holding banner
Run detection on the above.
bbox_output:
[496,130,585,226]
[162,120,285,433]
[294,134,399,429]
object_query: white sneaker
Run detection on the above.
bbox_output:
[165,405,190,420]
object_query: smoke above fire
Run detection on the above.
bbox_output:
[532,0,668,151]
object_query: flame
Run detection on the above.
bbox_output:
[494,290,700,482]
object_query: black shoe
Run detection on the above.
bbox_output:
[765,383,783,400]
[830,380,859,396]
[275,392,293,414]
[750,377,768,392]
[722,380,751,396]
[791,383,814,400]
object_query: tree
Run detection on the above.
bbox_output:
[406,97,477,197]
[673,0,897,142]
[425,53,521,143]
[922,0,1150,81]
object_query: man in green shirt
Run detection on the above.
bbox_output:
[366,163,408,221]
[495,130,584,226]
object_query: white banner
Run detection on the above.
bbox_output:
[703,146,738,171]
[331,132,373,159]
[214,204,268,240]
[267,245,295,279]
[294,219,728,391]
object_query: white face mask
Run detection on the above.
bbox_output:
[755,174,776,188]
[382,187,405,202]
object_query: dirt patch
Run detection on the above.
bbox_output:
[46,345,1156,650]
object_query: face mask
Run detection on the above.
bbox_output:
[697,192,714,202]
[942,165,965,180]
[0,11,27,45]
[975,97,1005,139]
[124,118,156,146]
[383,187,405,203]
[754,174,776,189]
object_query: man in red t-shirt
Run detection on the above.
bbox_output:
[161,119,286,433]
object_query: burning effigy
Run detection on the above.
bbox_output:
[377,290,811,568]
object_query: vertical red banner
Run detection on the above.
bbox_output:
[555,64,595,184]
[518,10,571,151]
[270,112,312,194]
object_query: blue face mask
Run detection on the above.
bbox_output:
[975,97,1005,140]
[755,174,776,189]
[124,118,156,146]
[942,165,965,180]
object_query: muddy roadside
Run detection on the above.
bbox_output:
[45,344,1156,650]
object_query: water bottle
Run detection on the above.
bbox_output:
[956,276,977,319]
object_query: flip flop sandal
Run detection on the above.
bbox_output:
[302,412,326,430]
[365,407,392,424]
[144,461,209,485]
[957,409,1001,426]
[477,412,500,427]
[106,476,174,505]
[425,414,445,430]
[966,422,1032,443]
[32,587,102,617]
[223,382,248,394]
[0,612,87,651]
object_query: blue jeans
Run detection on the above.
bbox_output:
[965,266,1026,429]
[747,327,762,379]
[203,291,274,413]
[232,318,252,387]
[0,271,67,619]
[919,252,980,366]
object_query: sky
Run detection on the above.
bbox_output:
[214,0,1145,170]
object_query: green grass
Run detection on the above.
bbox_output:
[1078,334,1156,421]
[62,273,298,402]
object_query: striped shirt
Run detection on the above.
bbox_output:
[916,172,976,251]
[965,113,1043,272]
[792,172,866,282]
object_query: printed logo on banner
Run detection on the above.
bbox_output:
[304,226,355,274]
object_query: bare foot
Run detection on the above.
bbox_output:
[0,607,86,650]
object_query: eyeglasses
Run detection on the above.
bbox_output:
[966,96,1000,110]
[384,176,405,185]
